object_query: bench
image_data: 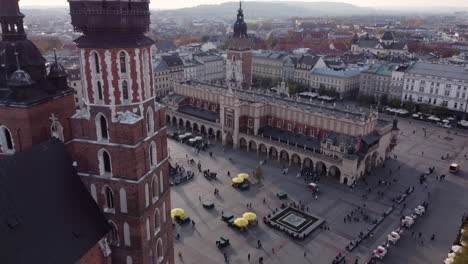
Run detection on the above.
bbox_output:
[203,201,215,209]
[276,192,288,199]
[239,183,250,191]
[222,213,234,221]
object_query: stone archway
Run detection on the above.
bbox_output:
[249,140,257,152]
[328,165,341,182]
[208,128,214,137]
[216,130,222,141]
[269,146,278,160]
[185,120,191,131]
[371,152,379,168]
[239,137,248,150]
[172,116,177,127]
[316,161,327,176]
[179,118,184,128]
[193,123,199,133]
[224,132,234,147]
[291,154,301,168]
[166,115,170,124]
[364,156,371,173]
[280,150,289,164]
[303,158,313,170]
[259,143,267,156]
[385,146,391,159]
[200,125,206,135]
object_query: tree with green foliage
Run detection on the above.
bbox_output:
[356,94,375,105]
[254,166,264,183]
[379,94,388,106]
[388,98,401,108]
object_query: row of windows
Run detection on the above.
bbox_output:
[92,51,129,75]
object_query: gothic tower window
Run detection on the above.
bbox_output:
[151,175,159,202]
[0,126,14,153]
[104,186,114,210]
[123,222,131,246]
[146,107,154,135]
[156,238,163,263]
[122,80,129,100]
[97,81,103,101]
[119,51,127,73]
[93,52,101,74]
[96,114,109,140]
[103,151,111,173]
[108,221,119,246]
[154,208,161,234]
[143,49,151,98]
[149,141,157,167]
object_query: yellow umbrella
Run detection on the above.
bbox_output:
[243,212,257,222]
[171,208,185,218]
[238,173,249,179]
[234,217,249,227]
[232,177,244,184]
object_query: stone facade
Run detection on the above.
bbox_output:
[359,63,401,102]
[165,82,398,186]
[310,67,363,99]
[402,62,468,112]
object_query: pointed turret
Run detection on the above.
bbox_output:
[0,0,26,41]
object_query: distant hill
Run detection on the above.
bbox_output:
[154,1,376,18]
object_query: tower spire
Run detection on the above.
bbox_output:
[0,0,27,41]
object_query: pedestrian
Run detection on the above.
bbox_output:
[259,256,263,264]
[304,251,307,257]
[247,203,249,208]
[192,220,195,226]
[263,198,266,203]
[250,202,253,208]
[199,195,201,201]
[257,240,261,248]
[355,259,359,264]
[418,232,422,238]
[421,151,424,156]
[227,171,230,177]
[431,234,436,241]
[178,250,182,257]
[248,253,250,261]
[224,253,228,263]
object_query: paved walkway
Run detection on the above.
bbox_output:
[168,117,468,264]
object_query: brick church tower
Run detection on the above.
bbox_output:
[226,1,253,90]
[67,1,174,264]
[0,0,75,157]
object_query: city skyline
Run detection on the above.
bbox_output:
[19,0,468,10]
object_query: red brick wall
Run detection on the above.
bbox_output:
[0,93,75,157]
[81,46,154,106]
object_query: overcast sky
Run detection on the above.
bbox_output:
[19,0,468,10]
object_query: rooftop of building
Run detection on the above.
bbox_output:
[161,54,184,68]
[0,139,110,263]
[405,62,468,81]
[182,81,377,122]
[193,52,224,62]
[362,63,400,77]
[153,59,170,72]
[311,66,368,78]
[178,104,220,122]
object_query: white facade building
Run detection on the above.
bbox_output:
[402,62,468,113]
